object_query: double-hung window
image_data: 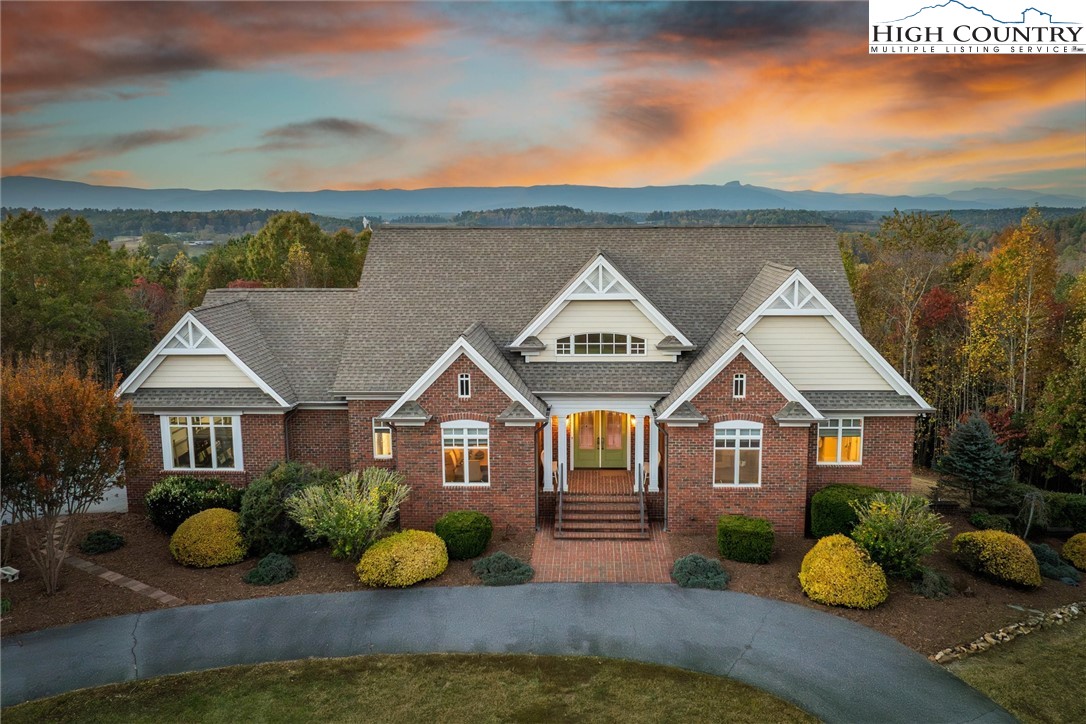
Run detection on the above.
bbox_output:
[458,373,471,398]
[817,418,863,464]
[442,421,489,486]
[713,421,762,486]
[373,419,393,459]
[733,373,746,398]
[162,415,242,470]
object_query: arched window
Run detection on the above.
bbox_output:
[555,333,646,356]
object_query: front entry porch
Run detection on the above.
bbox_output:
[567,469,632,495]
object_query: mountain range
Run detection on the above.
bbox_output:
[1,176,1082,217]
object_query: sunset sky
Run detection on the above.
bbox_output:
[2,1,1084,196]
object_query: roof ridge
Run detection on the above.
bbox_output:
[194,296,248,312]
[204,287,357,293]
[378,225,834,231]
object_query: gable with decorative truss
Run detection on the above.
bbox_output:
[510,253,692,360]
[765,277,828,313]
[163,319,219,350]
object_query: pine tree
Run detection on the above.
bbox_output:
[935,413,1013,506]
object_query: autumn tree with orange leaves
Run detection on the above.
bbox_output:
[1,359,146,594]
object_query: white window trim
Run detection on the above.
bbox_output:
[372,418,393,460]
[816,417,864,466]
[733,373,746,399]
[160,414,244,471]
[555,332,647,357]
[440,419,491,487]
[713,420,762,487]
[458,372,471,398]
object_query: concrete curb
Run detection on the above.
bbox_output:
[1,585,1014,723]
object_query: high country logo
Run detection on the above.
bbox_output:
[870,0,1086,53]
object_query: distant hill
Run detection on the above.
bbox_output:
[2,176,1082,216]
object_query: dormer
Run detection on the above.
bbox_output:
[508,252,693,362]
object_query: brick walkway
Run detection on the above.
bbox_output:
[64,554,185,606]
[531,522,673,583]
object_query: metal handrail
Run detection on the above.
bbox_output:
[637,462,647,534]
[556,463,565,534]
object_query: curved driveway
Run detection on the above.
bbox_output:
[2,584,1012,722]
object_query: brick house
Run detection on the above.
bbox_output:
[120,227,930,538]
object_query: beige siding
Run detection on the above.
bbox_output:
[534,300,672,362]
[141,355,257,388]
[746,316,892,390]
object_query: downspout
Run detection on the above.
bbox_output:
[282,408,296,464]
[535,421,542,532]
[661,424,669,531]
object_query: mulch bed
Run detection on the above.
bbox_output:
[1,511,1081,657]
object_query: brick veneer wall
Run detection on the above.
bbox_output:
[664,356,810,536]
[805,416,915,497]
[393,355,538,534]
[126,413,288,511]
[286,408,350,472]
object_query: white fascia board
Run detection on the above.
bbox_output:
[116,312,290,408]
[658,339,822,421]
[510,254,692,348]
[737,269,930,410]
[383,337,546,421]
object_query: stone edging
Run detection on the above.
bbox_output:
[930,601,1084,664]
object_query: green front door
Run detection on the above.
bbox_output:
[572,411,628,469]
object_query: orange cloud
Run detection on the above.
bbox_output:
[82,169,143,187]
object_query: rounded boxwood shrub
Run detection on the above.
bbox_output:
[717,514,774,564]
[1029,542,1082,584]
[78,529,125,555]
[356,530,448,587]
[146,476,242,533]
[799,534,888,609]
[1064,533,1086,571]
[952,530,1041,588]
[672,554,730,590]
[810,484,888,538]
[243,552,297,586]
[435,510,493,560]
[471,551,535,586]
[969,511,1012,532]
[239,462,340,556]
[169,508,247,568]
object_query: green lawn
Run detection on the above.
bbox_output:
[4,654,816,724]
[949,617,1086,724]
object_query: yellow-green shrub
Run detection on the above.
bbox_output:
[952,530,1041,588]
[356,530,448,587]
[1064,533,1086,571]
[798,534,888,609]
[169,508,247,568]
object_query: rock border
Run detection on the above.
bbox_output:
[930,601,1084,664]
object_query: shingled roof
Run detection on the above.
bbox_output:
[332,226,858,397]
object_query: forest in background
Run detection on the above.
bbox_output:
[1,206,1083,490]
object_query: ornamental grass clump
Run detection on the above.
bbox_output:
[952,530,1041,588]
[471,551,535,586]
[146,476,242,534]
[285,468,410,560]
[239,462,340,556]
[810,484,887,538]
[798,534,888,609]
[169,508,246,568]
[671,554,730,590]
[243,552,297,586]
[356,530,448,587]
[1029,543,1082,584]
[435,510,493,560]
[716,514,774,564]
[1064,533,1086,571]
[849,493,949,579]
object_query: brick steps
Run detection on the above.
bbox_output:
[555,493,649,540]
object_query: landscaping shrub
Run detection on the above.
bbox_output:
[1044,492,1086,533]
[356,530,448,587]
[471,551,535,586]
[1029,543,1082,584]
[910,566,952,600]
[1064,533,1086,571]
[935,413,1013,507]
[716,514,774,564]
[671,554,730,590]
[798,534,888,609]
[1,598,11,615]
[969,511,1012,532]
[286,468,410,560]
[146,476,242,533]
[243,552,297,586]
[78,529,125,555]
[850,493,949,579]
[435,510,493,560]
[169,508,247,568]
[952,530,1041,588]
[239,462,340,557]
[810,484,887,538]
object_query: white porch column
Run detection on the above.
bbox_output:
[634,415,645,492]
[542,418,553,492]
[557,414,568,491]
[648,417,660,492]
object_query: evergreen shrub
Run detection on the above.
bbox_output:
[672,554,730,590]
[952,530,1041,588]
[1029,543,1082,584]
[810,484,887,538]
[910,566,953,600]
[146,476,242,533]
[169,508,247,568]
[798,534,888,609]
[243,553,297,586]
[435,510,493,560]
[356,530,448,587]
[471,551,535,586]
[1064,533,1086,571]
[239,462,340,556]
[716,514,774,564]
[850,493,949,579]
[935,414,1013,506]
[969,511,1012,532]
[78,529,125,555]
